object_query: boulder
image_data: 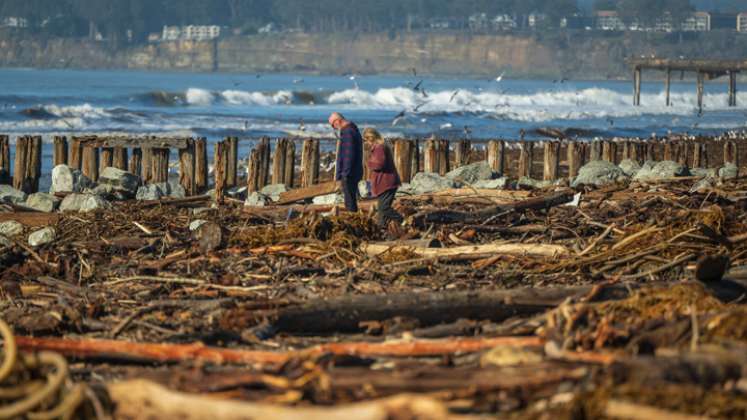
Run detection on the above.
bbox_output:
[0,185,27,205]
[136,184,166,201]
[313,193,343,205]
[244,192,269,207]
[28,227,56,247]
[571,161,627,188]
[618,159,641,177]
[0,221,24,237]
[59,193,110,213]
[473,178,509,189]
[517,177,552,190]
[396,183,415,197]
[98,167,141,195]
[50,164,95,194]
[260,184,288,202]
[633,161,690,181]
[691,168,719,179]
[410,173,456,195]
[446,161,495,184]
[24,193,60,213]
[189,219,208,232]
[719,163,738,180]
[166,182,186,199]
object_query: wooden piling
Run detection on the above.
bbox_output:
[29,136,42,193]
[424,139,439,174]
[141,147,153,183]
[645,142,656,162]
[663,142,674,161]
[438,140,450,176]
[53,136,68,166]
[567,142,584,178]
[247,148,262,192]
[179,138,196,196]
[590,141,603,161]
[301,139,320,188]
[543,141,560,181]
[518,141,533,178]
[225,137,238,188]
[81,145,99,182]
[150,148,169,184]
[602,141,617,164]
[69,138,83,170]
[394,139,414,183]
[454,140,471,168]
[284,139,295,188]
[410,139,420,178]
[214,141,226,204]
[486,140,505,176]
[724,141,738,167]
[633,66,642,106]
[692,143,708,169]
[677,142,690,167]
[257,137,271,188]
[194,138,208,193]
[272,138,289,186]
[0,135,9,183]
[100,147,114,173]
[130,148,142,177]
[113,147,128,171]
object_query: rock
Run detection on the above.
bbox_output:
[691,168,719,178]
[227,186,248,200]
[50,165,95,194]
[633,160,690,181]
[260,184,288,202]
[193,221,222,253]
[0,221,24,237]
[244,192,269,207]
[446,161,495,184]
[410,173,456,195]
[473,178,509,189]
[358,180,372,198]
[313,193,343,205]
[618,159,641,177]
[98,167,141,195]
[24,193,60,213]
[136,184,166,201]
[571,161,627,188]
[719,163,738,180]
[396,183,415,197]
[166,182,186,199]
[28,227,56,247]
[59,193,110,213]
[0,185,27,205]
[189,219,208,232]
[517,177,552,190]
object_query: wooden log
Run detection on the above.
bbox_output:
[393,139,413,182]
[424,139,439,174]
[214,141,226,204]
[69,137,83,170]
[602,141,617,164]
[517,141,533,178]
[258,137,271,188]
[284,139,295,188]
[487,140,505,175]
[692,143,707,168]
[363,243,568,259]
[567,141,584,178]
[0,212,59,227]
[724,141,738,167]
[81,145,99,182]
[0,135,9,184]
[438,139,450,176]
[412,191,574,226]
[129,148,142,177]
[246,148,262,193]
[590,141,603,161]
[100,147,113,173]
[141,147,153,182]
[27,136,42,193]
[543,141,560,181]
[194,138,208,193]
[226,136,238,188]
[454,139,471,168]
[271,138,287,186]
[112,147,128,170]
[53,136,68,166]
[301,139,320,188]
[410,139,420,178]
[12,136,28,192]
[276,180,338,205]
[150,148,169,183]
[179,138,196,196]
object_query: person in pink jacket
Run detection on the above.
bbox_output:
[363,128,403,228]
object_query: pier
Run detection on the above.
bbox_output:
[629,58,745,109]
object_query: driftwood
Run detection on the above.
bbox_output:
[275,181,339,205]
[411,191,575,226]
[0,212,59,226]
[361,242,569,259]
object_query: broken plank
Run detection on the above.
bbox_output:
[0,212,59,227]
[275,181,338,205]
[361,242,569,259]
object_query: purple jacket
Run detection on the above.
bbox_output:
[368,143,401,197]
[335,123,364,181]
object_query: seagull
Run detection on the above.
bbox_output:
[495,71,506,83]
[392,110,407,126]
[256,74,262,78]
[233,81,241,87]
[463,125,472,138]
[440,122,453,130]
[352,80,360,90]
[413,101,430,112]
[244,120,249,131]
[420,88,429,98]
[411,68,417,77]
[293,78,304,84]
[299,119,306,132]
[449,90,460,103]
[412,80,424,92]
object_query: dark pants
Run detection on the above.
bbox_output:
[340,177,359,212]
[377,188,403,227]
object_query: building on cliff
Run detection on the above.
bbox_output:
[739,13,747,32]
[161,25,221,42]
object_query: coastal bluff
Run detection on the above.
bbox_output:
[1,31,746,78]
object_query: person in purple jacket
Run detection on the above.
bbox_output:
[329,112,363,212]
[363,128,403,228]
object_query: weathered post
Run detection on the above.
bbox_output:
[14,136,43,194]
[677,142,690,167]
[214,141,226,204]
[724,141,738,167]
[518,141,533,178]
[13,137,28,192]
[81,145,99,182]
[100,147,114,173]
[602,141,617,164]
[247,148,262,192]
[692,143,708,169]
[410,139,420,178]
[567,141,584,178]
[69,137,83,170]
[543,141,560,181]
[487,140,505,175]
[284,139,295,188]
[226,136,238,188]
[113,147,128,170]
[53,136,68,166]
[194,138,208,193]
[129,148,142,177]
[0,135,9,183]
[257,137,271,188]
[179,138,196,196]
[393,139,414,183]
[424,139,439,174]
[29,136,42,193]
[150,148,169,183]
[454,140,471,168]
[438,140,450,176]
[271,138,288,186]
[301,138,320,188]
[645,142,657,162]
[590,141,603,161]
[141,147,153,183]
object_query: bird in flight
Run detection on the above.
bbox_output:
[495,71,506,83]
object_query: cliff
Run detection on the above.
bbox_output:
[1,31,746,79]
